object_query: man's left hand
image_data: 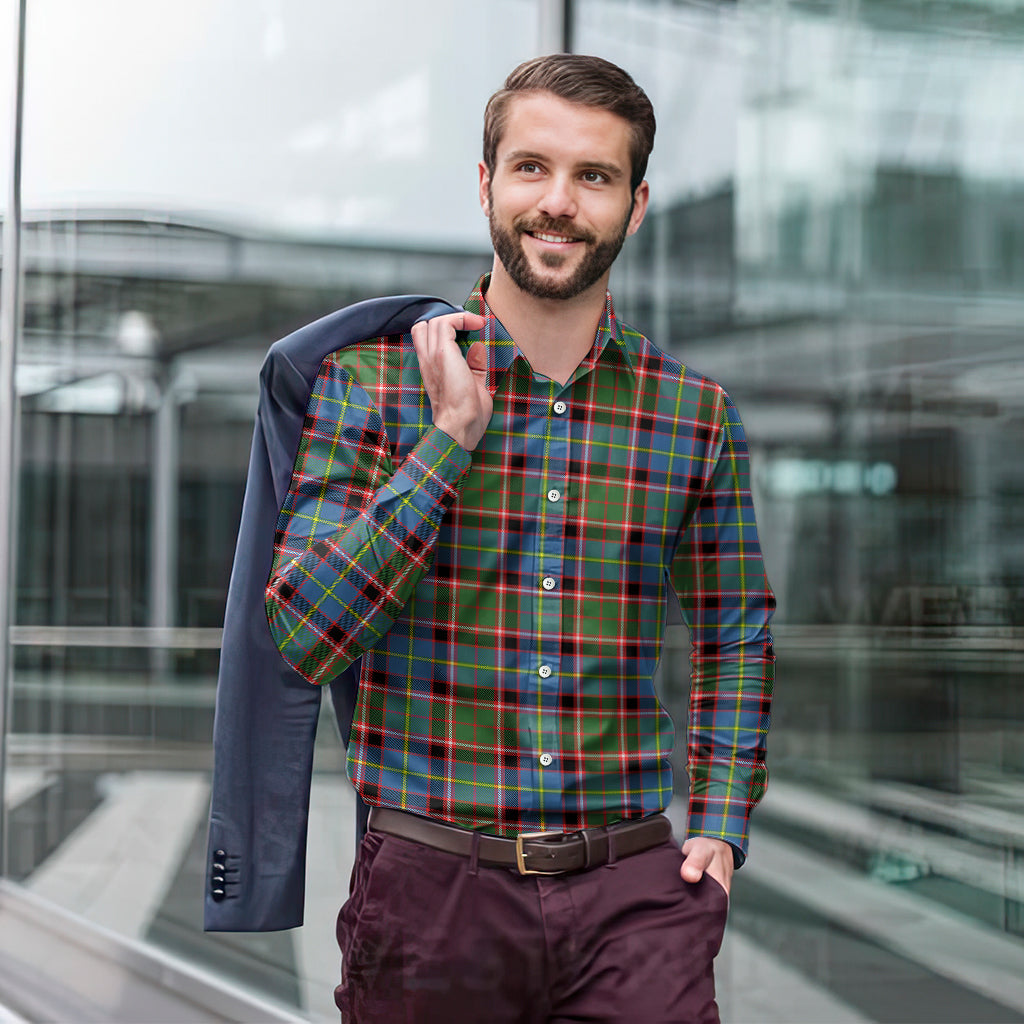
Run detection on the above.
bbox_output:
[679,836,734,895]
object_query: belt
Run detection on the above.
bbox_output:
[368,807,672,875]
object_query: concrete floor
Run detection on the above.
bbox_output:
[6,770,1024,1023]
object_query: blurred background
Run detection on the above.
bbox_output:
[1,0,1023,1021]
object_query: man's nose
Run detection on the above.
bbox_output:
[536,175,578,220]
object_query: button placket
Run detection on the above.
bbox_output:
[532,383,571,803]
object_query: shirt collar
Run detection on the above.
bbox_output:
[460,274,635,395]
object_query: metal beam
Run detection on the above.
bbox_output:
[0,0,28,880]
[149,364,179,638]
[537,0,571,52]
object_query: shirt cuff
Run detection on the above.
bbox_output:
[407,423,471,482]
[684,831,746,869]
[685,770,766,868]
[389,425,473,513]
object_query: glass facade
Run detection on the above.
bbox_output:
[581,2,1024,1020]
[2,1,1024,1021]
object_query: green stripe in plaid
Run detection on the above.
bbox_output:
[266,275,775,860]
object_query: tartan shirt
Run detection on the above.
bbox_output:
[265,274,775,862]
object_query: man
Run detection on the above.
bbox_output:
[265,54,775,1023]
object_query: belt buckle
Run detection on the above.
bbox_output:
[515,829,566,876]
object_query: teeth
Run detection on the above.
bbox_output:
[533,232,575,244]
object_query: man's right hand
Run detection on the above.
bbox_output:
[411,311,490,451]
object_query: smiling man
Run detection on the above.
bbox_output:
[264,54,775,1023]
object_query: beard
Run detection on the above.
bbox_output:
[488,189,631,301]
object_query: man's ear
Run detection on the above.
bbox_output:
[478,162,492,216]
[626,180,650,237]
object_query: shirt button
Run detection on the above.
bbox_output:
[542,577,557,591]
[553,400,567,415]
[538,664,552,679]
[539,753,553,766]
[547,489,561,503]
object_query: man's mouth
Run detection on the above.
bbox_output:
[529,231,578,244]
[524,229,588,247]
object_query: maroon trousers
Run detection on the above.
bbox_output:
[335,827,729,1023]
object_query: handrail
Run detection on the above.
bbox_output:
[9,623,1024,652]
[0,880,309,1023]
[0,880,307,1024]
[10,625,224,649]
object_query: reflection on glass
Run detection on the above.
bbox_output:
[7,0,1024,1020]
[10,1,538,1019]
[579,1,1024,1021]
[0,0,13,215]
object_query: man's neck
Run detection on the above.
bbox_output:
[484,259,609,386]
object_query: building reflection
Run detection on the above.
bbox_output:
[3,1,1024,1021]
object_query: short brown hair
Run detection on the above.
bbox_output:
[483,54,656,193]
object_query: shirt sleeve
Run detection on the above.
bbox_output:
[669,386,775,866]
[265,355,471,686]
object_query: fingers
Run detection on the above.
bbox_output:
[411,313,486,380]
[458,312,487,331]
[411,311,486,332]
[680,845,712,883]
[411,313,486,382]
[410,311,492,452]
[411,311,486,347]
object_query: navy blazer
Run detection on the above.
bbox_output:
[204,295,459,932]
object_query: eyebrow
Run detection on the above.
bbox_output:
[502,150,626,181]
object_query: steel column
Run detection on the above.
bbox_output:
[0,0,28,878]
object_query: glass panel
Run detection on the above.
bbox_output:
[0,0,20,902]
[13,2,539,1018]
[0,1,12,216]
[575,1,1024,1020]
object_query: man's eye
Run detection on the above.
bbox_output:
[518,162,541,174]
[582,171,607,184]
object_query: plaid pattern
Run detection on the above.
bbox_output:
[266,275,775,860]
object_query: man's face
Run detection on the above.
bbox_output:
[480,92,649,302]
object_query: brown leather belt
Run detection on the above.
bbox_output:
[368,807,673,875]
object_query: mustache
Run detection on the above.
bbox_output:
[513,216,595,245]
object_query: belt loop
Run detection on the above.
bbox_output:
[469,831,481,877]
[606,828,618,869]
[581,828,593,869]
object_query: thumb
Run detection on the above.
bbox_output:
[680,842,710,883]
[466,341,488,376]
